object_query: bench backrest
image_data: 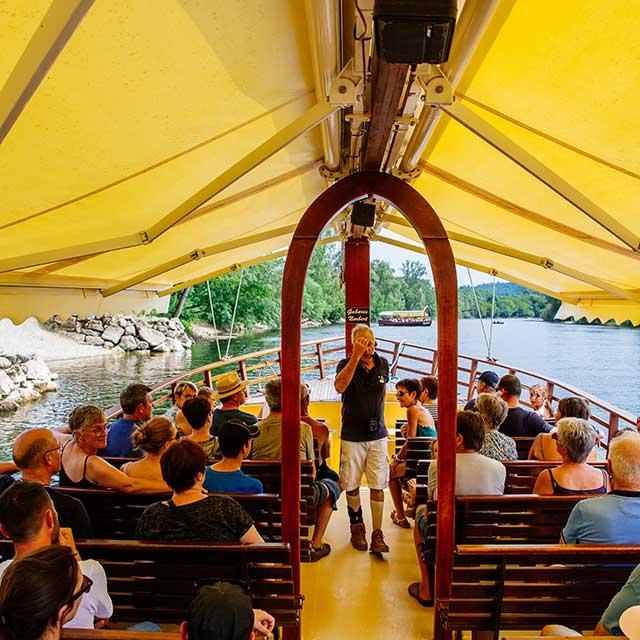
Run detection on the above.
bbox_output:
[444,544,640,635]
[64,632,179,640]
[513,437,536,459]
[419,494,594,563]
[0,539,301,629]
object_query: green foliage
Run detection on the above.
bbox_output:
[458,282,555,319]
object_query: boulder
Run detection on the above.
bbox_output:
[82,329,101,337]
[0,371,14,396]
[102,325,125,344]
[136,341,150,351]
[0,357,11,370]
[118,317,129,328]
[18,384,40,402]
[24,359,50,381]
[103,341,115,349]
[0,400,19,413]
[9,370,26,385]
[119,335,138,351]
[85,320,105,331]
[124,324,136,335]
[61,318,78,332]
[67,332,86,343]
[151,341,171,352]
[165,337,184,351]
[137,325,165,348]
[45,381,59,392]
[85,336,105,346]
[111,346,125,354]
[4,389,21,403]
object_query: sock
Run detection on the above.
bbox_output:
[347,493,363,525]
[370,497,384,531]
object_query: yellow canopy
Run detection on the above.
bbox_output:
[1,0,639,324]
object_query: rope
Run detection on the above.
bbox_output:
[206,280,222,361]
[488,273,497,360]
[467,267,491,357]
[224,268,244,359]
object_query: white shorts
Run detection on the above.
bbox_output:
[339,438,389,492]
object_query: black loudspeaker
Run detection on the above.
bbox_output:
[351,201,376,228]
[374,0,457,64]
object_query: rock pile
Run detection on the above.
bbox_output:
[46,314,192,353]
[0,354,58,413]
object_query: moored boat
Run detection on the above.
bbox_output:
[378,308,432,326]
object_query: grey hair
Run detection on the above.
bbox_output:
[609,431,640,484]
[68,405,105,433]
[264,378,309,412]
[174,381,198,397]
[351,323,373,343]
[556,417,596,463]
[476,393,509,430]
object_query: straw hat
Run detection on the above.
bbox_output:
[620,604,640,640]
[215,371,249,400]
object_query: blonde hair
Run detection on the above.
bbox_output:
[476,394,509,430]
[351,323,373,343]
[556,417,596,463]
[530,384,553,414]
[68,405,105,433]
[132,417,176,454]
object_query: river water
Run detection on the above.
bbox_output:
[0,318,638,458]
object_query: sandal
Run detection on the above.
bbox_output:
[408,582,433,607]
[390,510,411,529]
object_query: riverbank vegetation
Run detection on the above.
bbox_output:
[169,246,559,331]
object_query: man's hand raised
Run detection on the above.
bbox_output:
[352,337,369,361]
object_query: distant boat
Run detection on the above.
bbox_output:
[492,320,505,325]
[378,307,432,327]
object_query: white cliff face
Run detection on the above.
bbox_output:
[0,354,58,413]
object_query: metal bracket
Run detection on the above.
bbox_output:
[417,70,454,106]
[138,231,151,244]
[392,165,422,181]
[329,58,364,106]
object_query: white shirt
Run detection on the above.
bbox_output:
[0,557,112,628]
[428,452,506,499]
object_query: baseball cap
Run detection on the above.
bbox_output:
[218,418,260,451]
[187,581,253,640]
[477,371,499,388]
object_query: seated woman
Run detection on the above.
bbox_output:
[163,381,198,436]
[477,393,518,461]
[389,378,436,529]
[136,440,263,543]
[56,405,168,493]
[183,397,218,464]
[530,384,554,419]
[529,396,597,461]
[420,375,439,423]
[533,417,608,495]
[0,545,87,640]
[121,417,176,487]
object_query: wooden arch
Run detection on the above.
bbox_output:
[280,171,458,636]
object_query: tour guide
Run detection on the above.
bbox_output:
[334,323,389,554]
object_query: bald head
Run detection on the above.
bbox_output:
[610,431,640,488]
[13,429,59,471]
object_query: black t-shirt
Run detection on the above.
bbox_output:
[46,487,93,538]
[500,406,553,438]
[212,408,257,437]
[336,353,389,442]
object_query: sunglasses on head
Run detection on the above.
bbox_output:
[66,574,93,607]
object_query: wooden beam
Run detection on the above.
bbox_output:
[0,0,94,144]
[362,59,409,171]
[441,101,640,251]
[418,161,640,261]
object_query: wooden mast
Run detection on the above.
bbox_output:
[281,171,458,639]
[344,236,371,352]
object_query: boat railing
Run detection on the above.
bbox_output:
[105,335,635,446]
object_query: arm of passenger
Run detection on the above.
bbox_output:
[87,457,168,494]
[52,431,72,445]
[240,525,264,545]
[334,357,358,394]
[560,503,582,544]
[596,567,640,635]
[406,405,419,439]
[0,462,18,474]
[528,434,541,460]
[533,469,553,495]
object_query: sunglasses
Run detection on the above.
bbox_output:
[67,574,93,607]
[193,577,249,595]
[395,390,407,397]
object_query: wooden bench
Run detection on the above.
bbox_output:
[513,437,536,460]
[65,632,178,640]
[414,460,608,501]
[0,539,302,630]
[439,544,640,640]
[418,494,595,565]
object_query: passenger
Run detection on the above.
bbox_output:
[12,428,92,537]
[181,581,275,640]
[184,397,218,464]
[496,374,552,438]
[121,417,176,487]
[420,375,439,423]
[135,440,263,544]
[0,482,112,629]
[533,418,608,495]
[197,385,216,409]
[389,378,436,528]
[409,412,505,607]
[529,384,554,419]
[561,431,640,543]
[541,562,640,636]
[253,378,338,562]
[477,393,518,461]
[163,381,198,436]
[464,371,499,411]
[212,372,258,436]
[56,405,168,493]
[0,546,87,640]
[204,419,264,494]
[529,396,595,461]
[334,324,390,554]
[100,384,153,458]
